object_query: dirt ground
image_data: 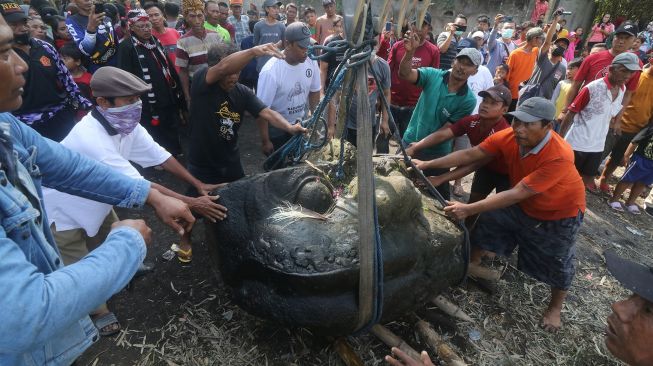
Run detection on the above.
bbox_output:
[76,117,653,366]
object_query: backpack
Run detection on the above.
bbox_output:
[517,60,561,106]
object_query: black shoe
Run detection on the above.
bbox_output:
[135,262,155,277]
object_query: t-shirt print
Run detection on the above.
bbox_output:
[216,101,241,141]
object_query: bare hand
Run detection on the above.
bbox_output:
[385,347,435,366]
[410,158,430,171]
[252,43,285,59]
[447,23,457,33]
[443,200,473,220]
[403,31,420,52]
[196,182,227,196]
[327,125,336,140]
[380,122,390,137]
[288,123,307,135]
[405,143,418,157]
[261,140,274,156]
[494,14,504,27]
[111,219,153,245]
[556,111,567,122]
[87,7,105,32]
[622,155,631,167]
[146,189,195,235]
[189,195,228,222]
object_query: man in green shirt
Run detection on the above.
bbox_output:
[204,0,231,43]
[400,31,479,199]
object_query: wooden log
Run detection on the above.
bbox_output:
[371,324,421,361]
[467,263,502,281]
[395,0,410,38]
[333,338,365,366]
[416,320,468,366]
[430,295,473,322]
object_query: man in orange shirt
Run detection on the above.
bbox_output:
[506,27,544,110]
[413,97,585,332]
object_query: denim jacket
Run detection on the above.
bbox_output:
[0,113,151,365]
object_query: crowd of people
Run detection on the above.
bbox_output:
[0,0,653,364]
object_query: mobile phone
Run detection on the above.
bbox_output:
[94,2,104,14]
[385,21,392,32]
[455,24,467,32]
[504,15,513,22]
[562,11,572,15]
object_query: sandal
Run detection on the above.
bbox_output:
[608,201,624,212]
[626,204,641,215]
[91,312,121,337]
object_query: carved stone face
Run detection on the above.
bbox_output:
[206,164,465,335]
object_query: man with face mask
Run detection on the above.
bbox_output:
[0,0,92,142]
[117,9,185,156]
[43,67,228,318]
[487,14,517,75]
[518,12,566,103]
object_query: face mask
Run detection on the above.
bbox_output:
[454,30,464,36]
[552,45,565,57]
[14,32,30,45]
[98,100,143,136]
[501,29,514,39]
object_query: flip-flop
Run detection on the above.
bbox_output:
[177,247,192,263]
[608,201,624,212]
[92,312,121,337]
[626,204,641,215]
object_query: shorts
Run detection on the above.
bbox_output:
[470,167,511,196]
[471,205,583,290]
[389,105,415,137]
[606,131,638,168]
[620,154,653,186]
[573,150,603,176]
[51,210,119,266]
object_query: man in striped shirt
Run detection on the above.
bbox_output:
[176,0,224,106]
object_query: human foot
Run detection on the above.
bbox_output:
[540,307,562,333]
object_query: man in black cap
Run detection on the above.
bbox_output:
[560,22,642,158]
[413,97,586,332]
[1,0,92,141]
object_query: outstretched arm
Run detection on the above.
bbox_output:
[205,43,284,85]
[412,145,492,171]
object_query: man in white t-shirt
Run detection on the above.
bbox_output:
[256,21,321,153]
[43,67,227,336]
[560,53,640,190]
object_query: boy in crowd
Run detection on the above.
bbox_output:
[608,122,653,214]
[59,42,93,120]
[560,53,640,191]
[493,63,509,88]
[552,57,582,117]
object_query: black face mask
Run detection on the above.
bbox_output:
[552,45,565,57]
[14,33,30,45]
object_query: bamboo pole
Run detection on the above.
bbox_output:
[371,324,421,361]
[430,295,473,322]
[416,320,468,366]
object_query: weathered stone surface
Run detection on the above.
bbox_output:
[206,164,465,335]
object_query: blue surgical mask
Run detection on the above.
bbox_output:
[501,29,514,39]
[98,100,143,136]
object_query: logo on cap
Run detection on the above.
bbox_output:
[301,26,311,37]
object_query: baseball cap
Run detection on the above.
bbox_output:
[606,250,653,303]
[555,37,570,48]
[612,52,642,71]
[508,97,556,122]
[471,30,485,39]
[230,0,243,6]
[263,0,282,8]
[412,12,432,26]
[91,66,151,97]
[478,85,512,105]
[455,48,482,66]
[285,21,312,48]
[615,22,638,37]
[0,0,27,22]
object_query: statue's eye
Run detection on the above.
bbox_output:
[293,177,334,215]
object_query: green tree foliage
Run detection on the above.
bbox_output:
[593,0,653,24]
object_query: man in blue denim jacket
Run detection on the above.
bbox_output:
[0,15,195,365]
